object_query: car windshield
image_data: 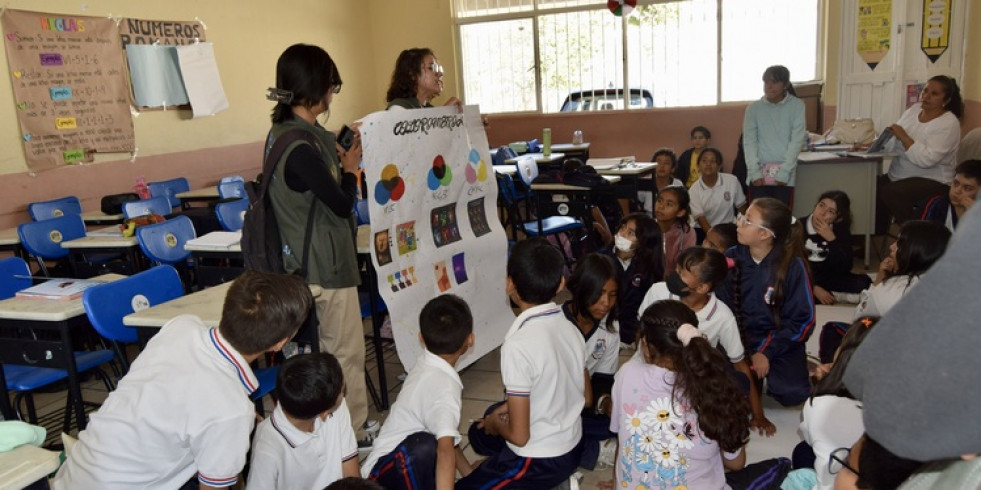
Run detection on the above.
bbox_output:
[560,89,654,112]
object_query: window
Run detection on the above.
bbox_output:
[454,0,820,113]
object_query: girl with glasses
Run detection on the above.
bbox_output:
[716,197,815,407]
[801,190,871,305]
[385,48,461,110]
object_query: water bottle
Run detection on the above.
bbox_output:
[542,128,552,157]
[573,130,583,145]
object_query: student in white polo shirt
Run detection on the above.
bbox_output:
[638,246,776,437]
[457,238,586,490]
[363,294,475,489]
[53,271,313,490]
[247,352,358,489]
[689,147,747,240]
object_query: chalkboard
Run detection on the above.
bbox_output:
[2,9,135,172]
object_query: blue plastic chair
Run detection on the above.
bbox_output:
[498,168,582,239]
[215,198,249,231]
[82,265,184,373]
[0,256,115,426]
[147,177,190,210]
[136,215,196,266]
[17,214,88,276]
[28,196,82,221]
[122,196,173,220]
[354,199,370,225]
[0,256,31,299]
[218,179,247,201]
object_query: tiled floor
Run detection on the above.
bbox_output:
[11,299,860,487]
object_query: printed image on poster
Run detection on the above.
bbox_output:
[468,198,492,237]
[361,105,511,371]
[431,203,462,247]
[375,230,393,266]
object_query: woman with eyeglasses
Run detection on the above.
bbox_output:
[385,48,461,110]
[715,197,814,408]
[264,43,371,444]
[801,190,871,306]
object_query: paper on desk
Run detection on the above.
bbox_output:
[586,157,636,170]
[798,152,842,162]
[185,231,241,249]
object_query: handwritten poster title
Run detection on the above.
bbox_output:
[119,19,205,46]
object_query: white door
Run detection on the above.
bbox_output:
[837,0,966,133]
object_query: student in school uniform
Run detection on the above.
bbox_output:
[247,352,359,489]
[676,126,712,188]
[689,147,747,241]
[920,159,981,232]
[53,271,313,490]
[362,295,475,490]
[458,238,586,489]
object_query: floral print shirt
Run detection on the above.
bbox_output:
[610,359,739,489]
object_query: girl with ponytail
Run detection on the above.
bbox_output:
[715,197,815,407]
[609,300,750,489]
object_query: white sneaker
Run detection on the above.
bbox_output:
[596,437,618,468]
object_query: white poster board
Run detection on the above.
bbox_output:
[361,105,512,371]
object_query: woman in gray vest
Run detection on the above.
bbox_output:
[266,43,371,444]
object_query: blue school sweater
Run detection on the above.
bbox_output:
[715,245,815,359]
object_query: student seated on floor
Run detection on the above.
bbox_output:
[247,352,359,489]
[920,159,981,232]
[458,238,586,489]
[54,271,314,490]
[362,294,475,490]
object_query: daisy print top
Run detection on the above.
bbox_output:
[610,359,739,490]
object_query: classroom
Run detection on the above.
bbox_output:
[1,0,980,489]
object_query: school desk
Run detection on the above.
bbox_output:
[529,175,621,235]
[0,444,60,490]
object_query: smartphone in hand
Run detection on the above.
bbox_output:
[337,125,355,151]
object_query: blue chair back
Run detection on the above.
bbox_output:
[82,265,184,344]
[355,199,370,225]
[136,215,196,265]
[122,196,172,219]
[17,214,87,261]
[218,178,247,201]
[0,257,32,299]
[215,198,249,231]
[28,196,82,221]
[147,177,190,209]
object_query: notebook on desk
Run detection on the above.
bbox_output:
[842,128,894,157]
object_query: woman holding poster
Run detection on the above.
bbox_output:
[385,48,462,110]
[265,43,373,445]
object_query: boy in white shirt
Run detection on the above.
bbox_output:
[247,352,359,489]
[457,238,586,489]
[54,271,313,490]
[362,294,475,489]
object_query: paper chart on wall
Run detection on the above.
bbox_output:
[360,105,513,371]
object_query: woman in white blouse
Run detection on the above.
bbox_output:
[876,75,964,233]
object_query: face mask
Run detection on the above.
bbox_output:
[666,271,692,297]
[614,234,634,253]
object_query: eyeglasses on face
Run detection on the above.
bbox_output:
[736,214,775,238]
[829,447,862,479]
[423,62,444,76]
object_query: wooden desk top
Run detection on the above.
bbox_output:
[0,274,125,321]
[504,152,566,164]
[123,281,322,328]
[61,235,138,249]
[0,444,60,490]
[594,162,657,176]
[0,227,19,246]
[175,186,219,200]
[531,175,621,191]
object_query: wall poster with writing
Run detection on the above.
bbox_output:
[1,9,135,172]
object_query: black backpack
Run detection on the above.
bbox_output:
[242,129,321,275]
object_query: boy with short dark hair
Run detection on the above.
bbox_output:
[362,294,475,489]
[247,352,358,489]
[54,271,313,490]
[921,159,981,231]
[457,238,586,489]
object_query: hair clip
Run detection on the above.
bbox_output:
[266,87,293,104]
[725,257,736,269]
[676,323,704,347]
